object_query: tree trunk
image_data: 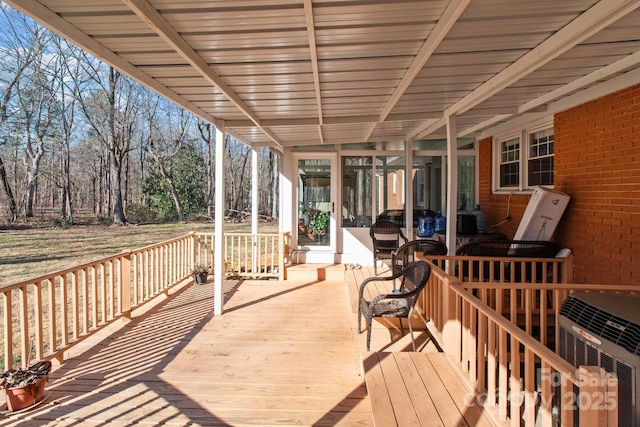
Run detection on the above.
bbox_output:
[0,156,18,221]
[111,155,126,225]
[25,148,44,217]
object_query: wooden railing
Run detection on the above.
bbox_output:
[0,233,197,371]
[419,260,623,427]
[433,253,573,285]
[0,231,288,370]
[195,232,286,280]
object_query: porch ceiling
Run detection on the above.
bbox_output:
[7,0,640,149]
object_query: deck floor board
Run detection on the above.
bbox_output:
[1,278,372,426]
[1,261,493,427]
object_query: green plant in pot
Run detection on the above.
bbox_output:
[310,210,329,235]
[191,264,210,284]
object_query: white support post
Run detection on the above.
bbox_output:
[445,115,458,255]
[279,147,293,235]
[251,148,259,274]
[214,125,226,315]
[405,139,414,238]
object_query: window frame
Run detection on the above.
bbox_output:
[493,122,554,193]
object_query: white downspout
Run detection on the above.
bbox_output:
[214,125,226,315]
[445,115,458,255]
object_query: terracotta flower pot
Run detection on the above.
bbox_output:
[3,377,47,412]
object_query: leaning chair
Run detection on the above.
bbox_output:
[358,261,432,351]
[369,220,408,274]
[391,239,447,276]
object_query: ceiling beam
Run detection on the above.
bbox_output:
[461,49,640,137]
[407,118,444,140]
[121,0,283,147]
[379,0,470,122]
[444,0,640,117]
[410,0,640,140]
[302,0,325,144]
[459,115,511,137]
[364,0,469,142]
[518,49,640,114]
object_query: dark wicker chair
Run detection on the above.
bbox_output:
[456,239,560,282]
[391,239,448,276]
[358,261,431,351]
[369,220,408,274]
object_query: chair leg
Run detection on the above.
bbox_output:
[366,318,372,351]
[408,317,416,352]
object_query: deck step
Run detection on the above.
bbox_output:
[285,263,346,282]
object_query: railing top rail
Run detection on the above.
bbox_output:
[424,258,581,385]
[129,233,195,255]
[1,233,195,291]
[1,251,131,292]
[461,282,640,292]
[195,232,281,237]
[449,280,580,384]
[429,254,569,262]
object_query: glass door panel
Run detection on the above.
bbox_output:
[297,159,332,248]
[413,156,443,215]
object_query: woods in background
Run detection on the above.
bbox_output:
[0,4,279,225]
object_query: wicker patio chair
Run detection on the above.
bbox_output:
[391,239,448,276]
[369,220,408,274]
[358,261,431,351]
[456,239,560,282]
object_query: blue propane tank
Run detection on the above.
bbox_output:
[434,211,446,233]
[472,204,487,233]
[417,216,434,237]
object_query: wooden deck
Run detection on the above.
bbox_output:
[0,262,474,427]
[363,352,496,427]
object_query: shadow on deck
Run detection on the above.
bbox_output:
[1,276,373,426]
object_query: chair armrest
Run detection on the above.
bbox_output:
[358,269,406,299]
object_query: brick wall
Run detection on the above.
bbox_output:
[477,136,531,239]
[478,85,640,285]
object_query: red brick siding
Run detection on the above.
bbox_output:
[478,85,640,286]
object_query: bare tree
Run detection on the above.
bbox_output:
[77,62,141,225]
[0,5,42,221]
[51,36,84,221]
[16,32,57,218]
[225,136,251,217]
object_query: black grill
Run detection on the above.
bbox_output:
[560,294,640,356]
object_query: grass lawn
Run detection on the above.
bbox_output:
[0,218,278,288]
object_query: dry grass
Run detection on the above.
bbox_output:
[0,217,278,288]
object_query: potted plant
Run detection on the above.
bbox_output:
[310,210,330,236]
[1,360,51,412]
[191,264,210,284]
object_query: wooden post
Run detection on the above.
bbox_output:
[3,291,13,370]
[120,253,132,320]
[442,278,461,362]
[278,232,286,281]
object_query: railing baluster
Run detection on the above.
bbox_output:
[34,281,43,361]
[3,291,13,369]
[47,278,56,356]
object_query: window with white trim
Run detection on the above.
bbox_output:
[528,127,554,186]
[499,136,520,188]
[494,125,554,191]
